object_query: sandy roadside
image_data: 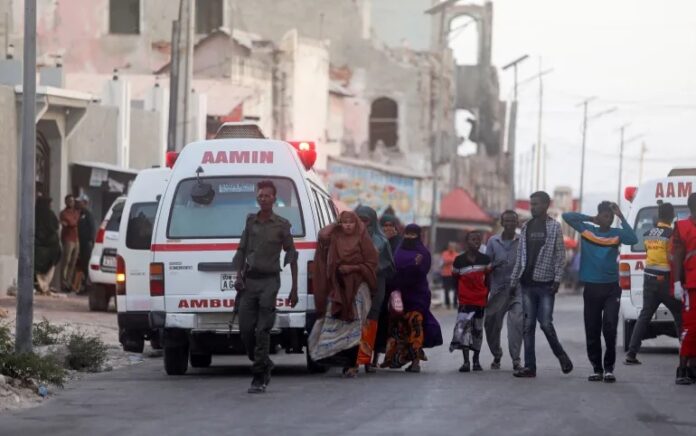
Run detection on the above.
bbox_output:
[0,294,156,412]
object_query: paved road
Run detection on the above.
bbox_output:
[1,294,694,436]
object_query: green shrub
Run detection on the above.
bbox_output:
[32,318,65,346]
[65,331,107,372]
[0,323,13,355]
[0,352,67,387]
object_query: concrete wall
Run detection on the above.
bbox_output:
[129,108,162,170]
[8,0,178,73]
[0,85,18,294]
[233,0,441,162]
[67,105,119,165]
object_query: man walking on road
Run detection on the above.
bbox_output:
[511,191,573,378]
[563,202,638,383]
[625,202,682,365]
[485,210,523,371]
[59,194,80,292]
[232,180,299,394]
[672,193,696,385]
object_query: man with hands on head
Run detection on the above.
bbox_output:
[563,201,637,383]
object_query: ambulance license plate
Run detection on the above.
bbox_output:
[101,256,117,269]
[220,273,236,292]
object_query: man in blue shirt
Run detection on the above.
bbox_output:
[563,201,638,383]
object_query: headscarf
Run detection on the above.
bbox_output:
[380,213,403,253]
[355,205,394,275]
[400,223,423,251]
[313,211,378,321]
[394,224,430,271]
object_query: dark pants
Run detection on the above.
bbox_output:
[628,274,682,356]
[583,282,621,373]
[238,275,280,375]
[442,276,457,308]
[522,283,567,370]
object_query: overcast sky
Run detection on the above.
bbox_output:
[446,0,696,202]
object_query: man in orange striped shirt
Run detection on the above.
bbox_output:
[563,202,637,383]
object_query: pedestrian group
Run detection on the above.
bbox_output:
[212,180,696,393]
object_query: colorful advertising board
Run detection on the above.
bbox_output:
[326,158,419,223]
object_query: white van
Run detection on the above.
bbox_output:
[115,167,170,353]
[87,197,126,311]
[149,138,336,375]
[619,174,696,350]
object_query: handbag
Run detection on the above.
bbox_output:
[389,290,404,316]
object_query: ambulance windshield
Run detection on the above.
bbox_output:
[631,206,690,252]
[167,177,305,238]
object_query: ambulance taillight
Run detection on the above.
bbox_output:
[95,221,107,244]
[619,263,631,290]
[624,186,637,203]
[166,151,179,169]
[288,141,318,170]
[150,262,165,296]
[116,255,126,295]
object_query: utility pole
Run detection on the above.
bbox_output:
[425,0,457,252]
[502,54,529,207]
[167,20,180,152]
[16,0,37,353]
[176,0,194,149]
[535,58,543,191]
[617,124,629,205]
[638,142,647,184]
[577,97,595,213]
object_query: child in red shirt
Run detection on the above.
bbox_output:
[450,231,491,372]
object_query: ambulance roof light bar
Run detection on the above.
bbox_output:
[214,122,266,139]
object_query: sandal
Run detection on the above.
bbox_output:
[405,364,421,373]
[343,367,359,378]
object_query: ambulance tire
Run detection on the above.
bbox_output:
[623,320,635,352]
[88,284,110,312]
[306,348,328,374]
[164,345,189,375]
[190,353,212,368]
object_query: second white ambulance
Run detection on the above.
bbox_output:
[149,137,336,375]
[619,170,696,350]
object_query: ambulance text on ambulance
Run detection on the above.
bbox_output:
[201,150,274,165]
[655,182,692,198]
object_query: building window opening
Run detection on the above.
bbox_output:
[448,15,479,66]
[369,97,398,151]
[196,0,224,34]
[109,0,140,35]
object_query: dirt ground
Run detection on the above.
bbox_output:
[0,294,155,412]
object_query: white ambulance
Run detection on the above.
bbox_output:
[148,137,336,375]
[619,171,696,350]
[115,167,170,353]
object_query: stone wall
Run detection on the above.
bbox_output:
[0,85,18,294]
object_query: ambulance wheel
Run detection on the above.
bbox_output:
[88,284,110,312]
[190,353,212,368]
[164,345,189,375]
[306,348,328,374]
[623,320,635,352]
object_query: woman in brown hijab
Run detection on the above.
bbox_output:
[308,211,378,377]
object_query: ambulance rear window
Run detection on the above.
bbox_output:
[631,206,690,252]
[167,177,305,239]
